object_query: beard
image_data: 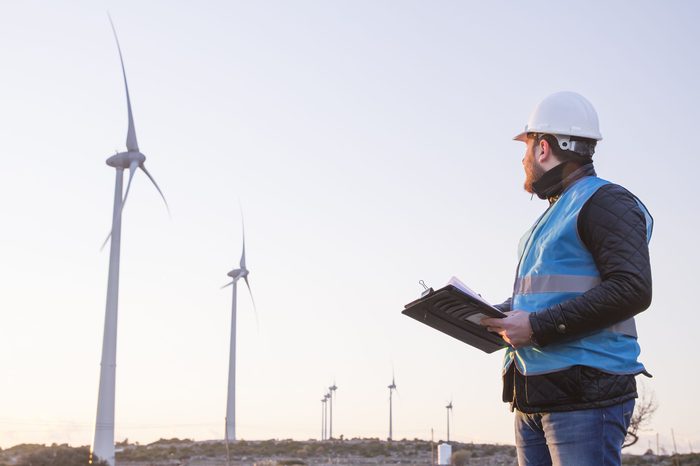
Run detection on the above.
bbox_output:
[523,150,546,194]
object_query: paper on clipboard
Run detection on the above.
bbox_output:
[447,276,500,324]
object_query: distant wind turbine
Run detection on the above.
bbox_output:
[325,392,332,440]
[445,400,453,443]
[321,395,328,440]
[91,16,168,466]
[328,382,338,440]
[388,374,397,441]
[221,216,257,443]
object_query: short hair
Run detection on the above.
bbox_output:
[530,133,596,163]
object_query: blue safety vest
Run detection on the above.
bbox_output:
[503,175,653,376]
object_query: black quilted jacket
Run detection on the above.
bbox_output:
[498,161,653,413]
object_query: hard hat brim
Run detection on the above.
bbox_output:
[513,131,528,142]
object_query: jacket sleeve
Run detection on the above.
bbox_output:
[495,298,512,313]
[528,184,653,347]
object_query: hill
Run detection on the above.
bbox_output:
[1,439,697,465]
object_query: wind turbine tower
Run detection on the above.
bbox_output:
[91,18,168,466]
[222,218,256,443]
[321,393,331,440]
[324,392,331,440]
[321,396,327,440]
[445,401,453,443]
[388,376,397,441]
[328,382,337,439]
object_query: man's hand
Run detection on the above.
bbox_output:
[480,311,534,349]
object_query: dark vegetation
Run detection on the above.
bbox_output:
[116,437,436,461]
[0,444,108,466]
[1,438,697,466]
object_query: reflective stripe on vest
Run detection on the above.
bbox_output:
[514,274,601,295]
[503,175,652,376]
[513,274,637,338]
[609,317,637,337]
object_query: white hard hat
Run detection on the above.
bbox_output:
[513,91,603,151]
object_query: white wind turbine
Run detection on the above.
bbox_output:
[328,381,338,440]
[222,217,256,443]
[321,394,328,440]
[91,17,169,466]
[445,400,453,443]
[388,374,397,441]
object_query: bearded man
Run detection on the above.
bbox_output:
[480,91,653,466]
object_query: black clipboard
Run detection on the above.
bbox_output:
[402,284,508,353]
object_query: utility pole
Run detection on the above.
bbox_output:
[656,432,659,456]
[672,429,678,455]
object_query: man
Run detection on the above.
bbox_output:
[480,91,653,466]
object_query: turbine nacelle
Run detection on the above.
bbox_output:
[100,149,168,251]
[227,268,249,280]
[106,151,145,169]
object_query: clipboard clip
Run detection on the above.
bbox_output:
[419,280,433,297]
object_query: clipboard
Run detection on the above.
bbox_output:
[402,284,508,353]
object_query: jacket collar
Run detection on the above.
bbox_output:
[533,160,597,203]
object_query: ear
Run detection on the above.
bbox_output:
[538,138,554,163]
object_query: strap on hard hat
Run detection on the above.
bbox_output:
[554,135,595,157]
[531,133,596,157]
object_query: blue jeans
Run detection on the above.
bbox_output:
[514,399,635,466]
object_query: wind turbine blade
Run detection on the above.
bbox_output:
[139,163,170,215]
[239,214,246,269]
[243,275,259,328]
[100,231,112,252]
[108,14,138,152]
[221,282,233,289]
[120,159,139,212]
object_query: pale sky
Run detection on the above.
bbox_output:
[1,0,698,456]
